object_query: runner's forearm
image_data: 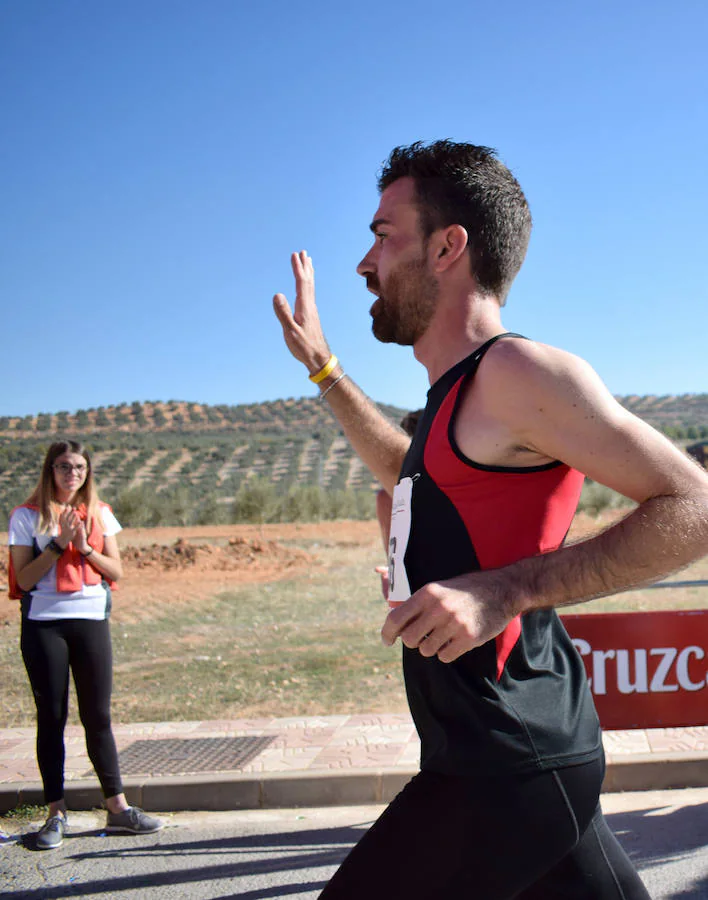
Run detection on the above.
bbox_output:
[509,491,708,614]
[317,364,410,494]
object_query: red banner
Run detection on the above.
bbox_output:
[560,609,708,730]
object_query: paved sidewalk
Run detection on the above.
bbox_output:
[2,715,707,813]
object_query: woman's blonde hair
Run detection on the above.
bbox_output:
[25,440,104,535]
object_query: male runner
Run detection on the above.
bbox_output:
[273,140,708,898]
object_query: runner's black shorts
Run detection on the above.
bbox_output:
[319,756,651,899]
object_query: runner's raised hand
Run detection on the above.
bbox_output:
[273,251,331,375]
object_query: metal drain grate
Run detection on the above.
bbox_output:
[97,736,275,777]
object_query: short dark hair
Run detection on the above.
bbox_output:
[378,140,532,303]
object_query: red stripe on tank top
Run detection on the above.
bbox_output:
[424,377,584,681]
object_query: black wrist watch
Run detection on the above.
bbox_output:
[47,538,64,556]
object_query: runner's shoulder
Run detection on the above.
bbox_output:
[480,337,594,397]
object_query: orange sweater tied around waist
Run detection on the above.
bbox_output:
[8,503,115,599]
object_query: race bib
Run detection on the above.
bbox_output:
[388,476,413,606]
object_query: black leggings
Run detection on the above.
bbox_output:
[20,617,123,804]
[319,758,651,899]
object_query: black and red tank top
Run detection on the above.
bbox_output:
[396,333,602,775]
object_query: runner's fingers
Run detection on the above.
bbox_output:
[292,251,315,295]
[295,249,313,275]
[273,293,312,355]
[382,604,411,645]
[399,612,447,651]
[293,270,321,331]
[272,293,294,327]
[417,622,459,659]
[437,634,476,664]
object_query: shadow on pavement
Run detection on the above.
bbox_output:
[606,803,708,900]
[7,820,372,899]
[8,807,706,899]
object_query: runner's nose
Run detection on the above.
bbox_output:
[357,247,376,278]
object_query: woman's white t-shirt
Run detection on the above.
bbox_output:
[8,506,122,621]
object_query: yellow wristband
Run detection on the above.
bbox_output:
[309,354,338,384]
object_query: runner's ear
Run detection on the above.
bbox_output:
[430,225,468,273]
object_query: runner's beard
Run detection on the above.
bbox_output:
[370,258,439,346]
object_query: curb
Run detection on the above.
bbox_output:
[602,752,708,793]
[0,768,415,815]
[2,755,707,814]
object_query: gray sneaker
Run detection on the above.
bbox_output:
[105,806,164,834]
[36,814,67,850]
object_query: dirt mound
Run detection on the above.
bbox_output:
[0,532,322,624]
[121,536,312,572]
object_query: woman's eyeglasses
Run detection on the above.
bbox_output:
[53,463,88,475]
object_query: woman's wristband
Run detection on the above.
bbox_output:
[46,539,94,558]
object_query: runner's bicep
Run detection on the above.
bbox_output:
[516,355,701,503]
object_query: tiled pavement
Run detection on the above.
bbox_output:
[1,715,707,813]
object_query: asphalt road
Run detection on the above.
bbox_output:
[1,788,706,899]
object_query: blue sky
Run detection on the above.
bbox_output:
[2,0,707,418]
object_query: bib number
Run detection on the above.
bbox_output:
[388,477,413,606]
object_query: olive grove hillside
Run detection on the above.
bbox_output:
[0,394,705,528]
[0,397,408,528]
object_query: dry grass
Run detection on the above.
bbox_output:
[0,527,408,726]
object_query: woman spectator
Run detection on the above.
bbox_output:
[8,440,163,849]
